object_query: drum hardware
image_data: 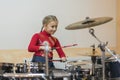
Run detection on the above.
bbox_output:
[65,16,119,80]
[43,41,49,78]
[89,28,120,80]
[90,44,97,80]
[3,73,46,78]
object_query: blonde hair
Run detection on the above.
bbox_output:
[42,15,58,25]
[41,15,58,32]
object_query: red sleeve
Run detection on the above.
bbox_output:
[28,33,40,52]
[55,38,66,58]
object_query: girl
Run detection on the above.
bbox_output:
[28,15,67,69]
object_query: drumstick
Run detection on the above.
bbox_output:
[52,44,78,50]
[49,59,62,62]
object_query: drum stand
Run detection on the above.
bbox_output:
[91,44,97,80]
[44,41,50,80]
[89,28,120,80]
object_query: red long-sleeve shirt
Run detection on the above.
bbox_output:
[28,30,66,58]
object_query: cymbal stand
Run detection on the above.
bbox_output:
[89,28,120,80]
[91,44,96,80]
[89,28,106,80]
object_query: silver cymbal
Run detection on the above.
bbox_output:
[65,17,113,30]
[67,60,91,66]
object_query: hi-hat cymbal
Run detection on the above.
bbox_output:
[77,52,111,57]
[77,52,112,57]
[67,60,91,66]
[76,50,101,56]
[65,17,113,30]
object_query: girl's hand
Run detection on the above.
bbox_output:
[61,57,67,62]
[40,46,52,52]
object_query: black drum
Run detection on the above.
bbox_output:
[0,63,14,80]
[0,63,14,73]
[15,63,28,73]
[106,61,120,79]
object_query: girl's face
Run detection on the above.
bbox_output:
[44,21,58,35]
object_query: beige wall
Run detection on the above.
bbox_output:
[0,48,92,63]
[117,0,120,51]
[0,47,117,64]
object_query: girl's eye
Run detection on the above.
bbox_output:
[51,26,54,28]
[51,26,57,28]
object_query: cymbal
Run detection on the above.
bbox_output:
[77,52,111,57]
[67,60,91,66]
[76,50,101,56]
[65,17,113,30]
[80,53,101,56]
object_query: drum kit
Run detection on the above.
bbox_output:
[1,16,120,80]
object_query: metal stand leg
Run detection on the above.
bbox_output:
[44,41,50,80]
[91,56,96,80]
[91,44,97,80]
[99,43,106,80]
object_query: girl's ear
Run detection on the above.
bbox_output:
[43,24,48,28]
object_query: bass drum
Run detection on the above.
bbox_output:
[106,61,120,80]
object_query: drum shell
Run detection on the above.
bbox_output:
[106,61,120,78]
[0,63,14,73]
[15,63,28,73]
[76,67,91,79]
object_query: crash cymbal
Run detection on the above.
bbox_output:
[65,17,113,30]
